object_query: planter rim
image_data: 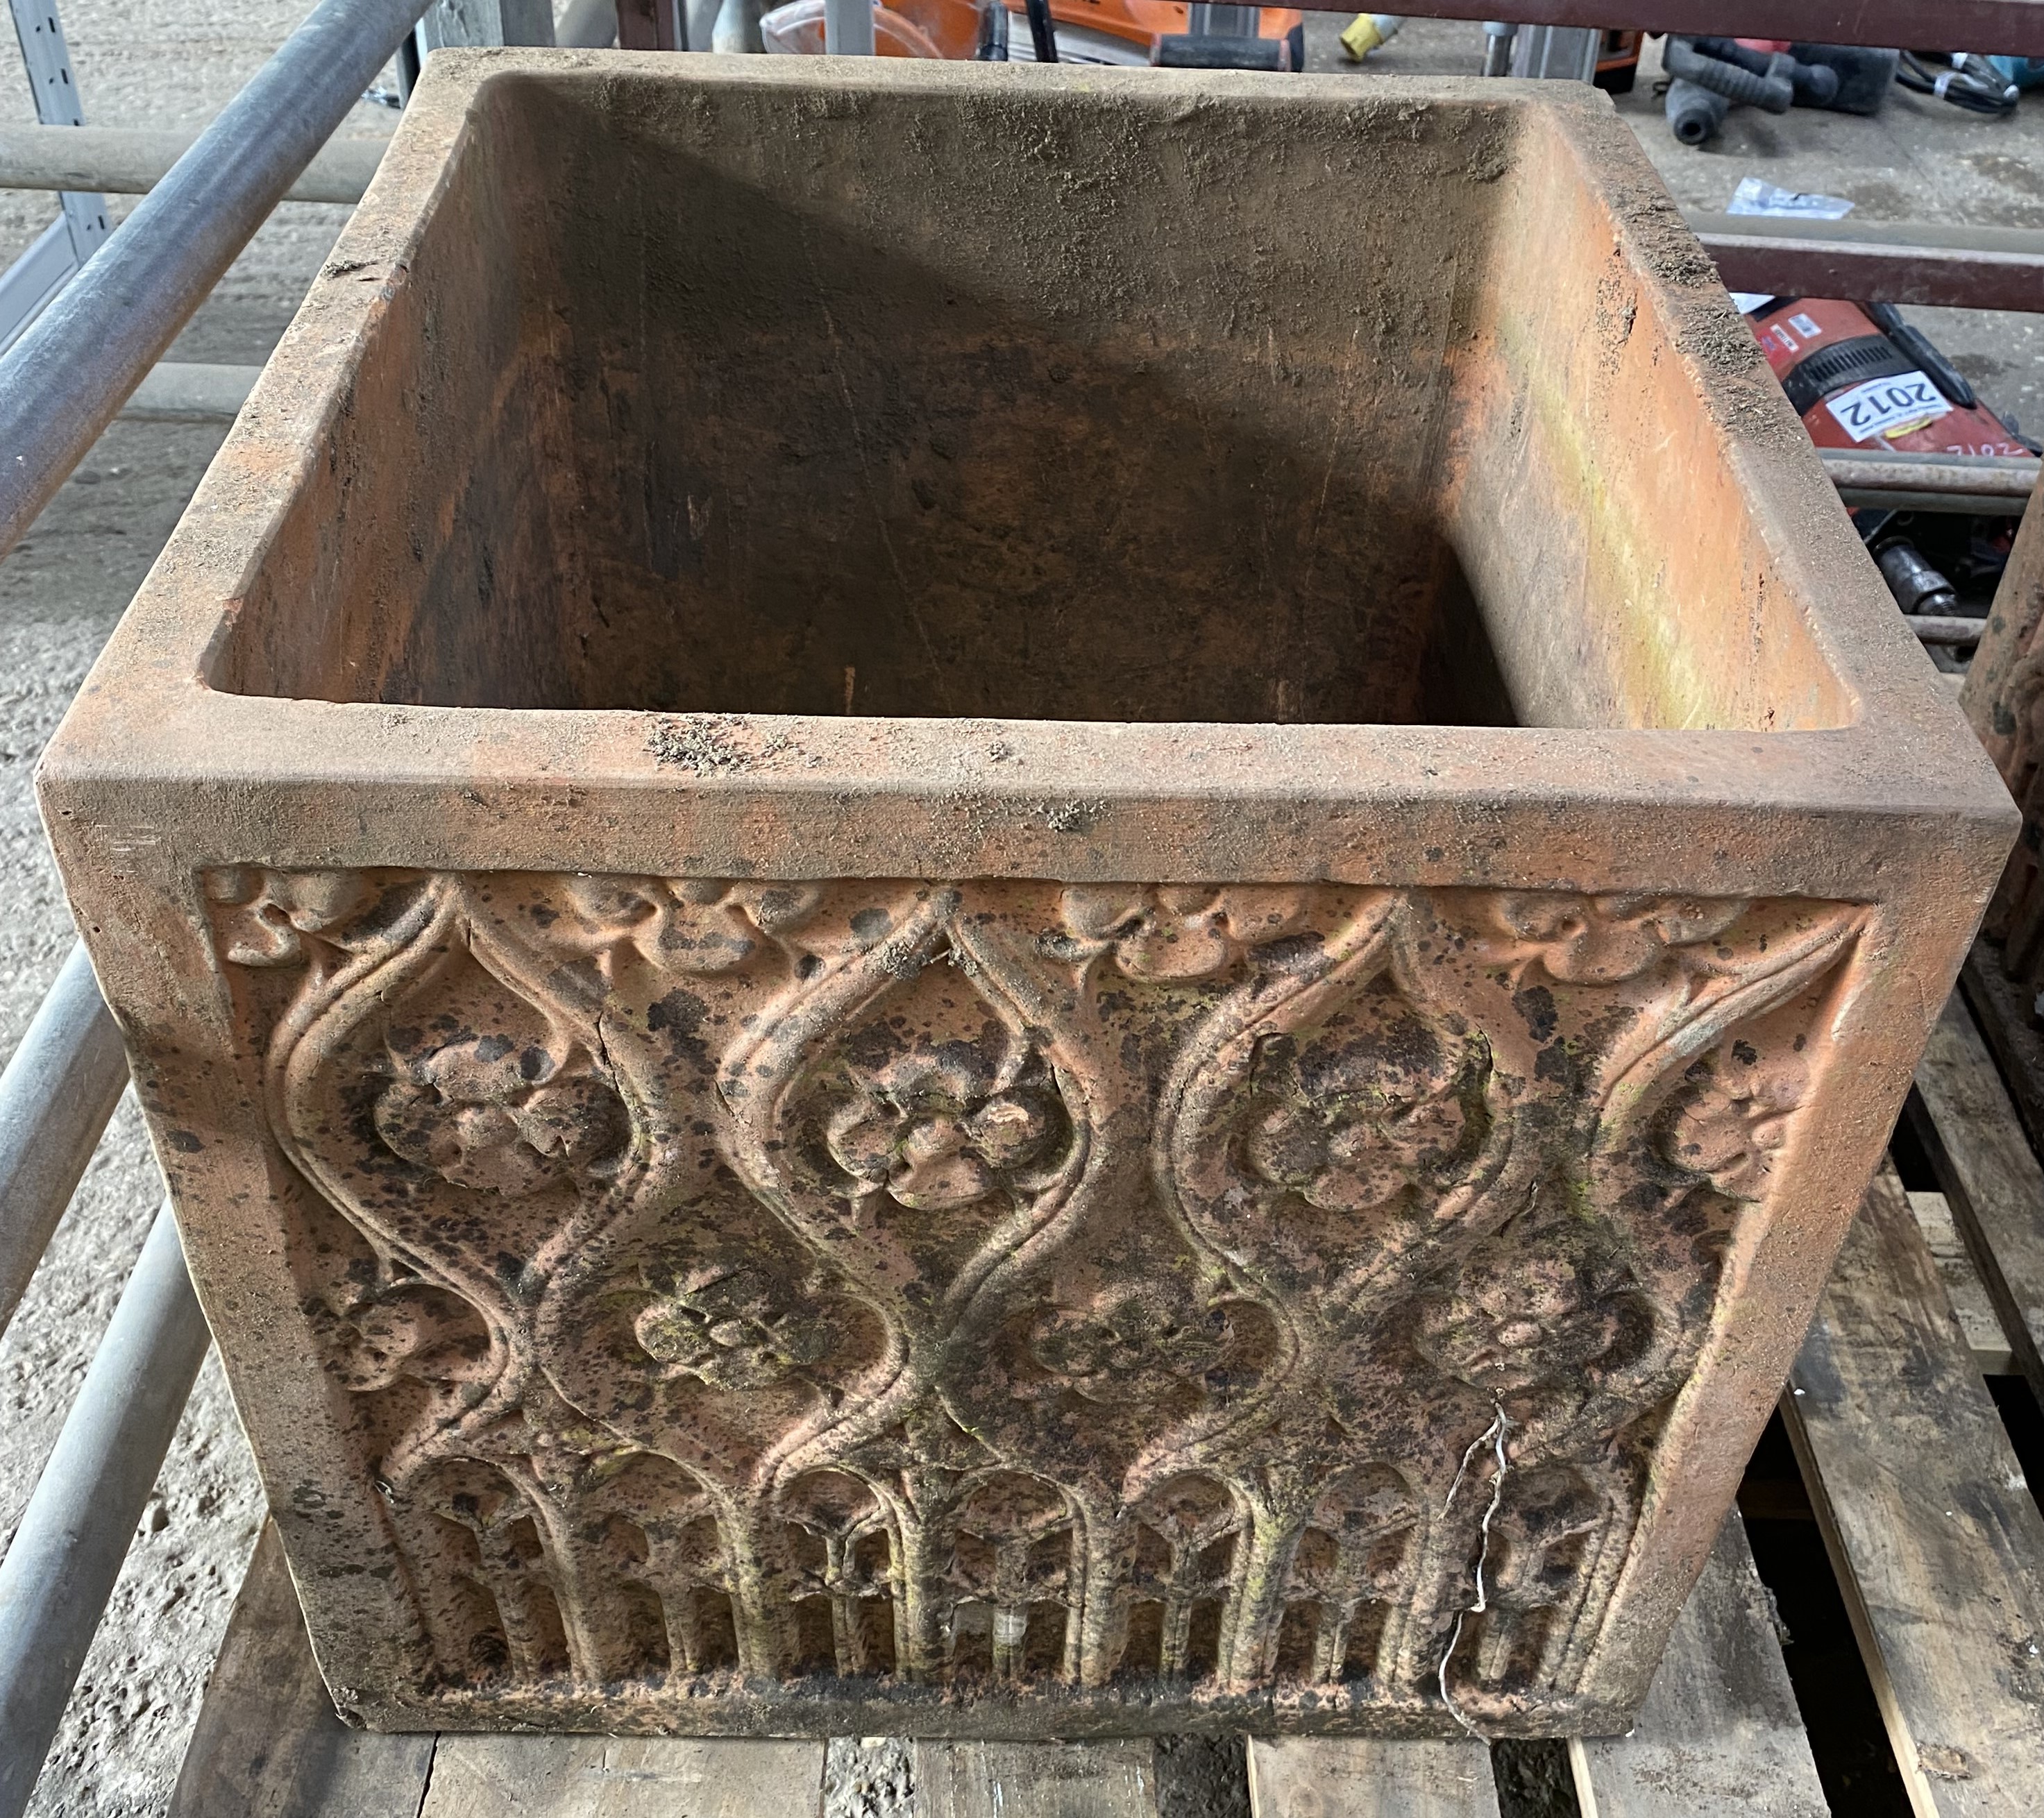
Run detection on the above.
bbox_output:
[42,53,2016,892]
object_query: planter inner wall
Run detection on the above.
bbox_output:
[217,75,1837,733]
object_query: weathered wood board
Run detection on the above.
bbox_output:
[1908,992,2044,1397]
[1904,1189,2017,1378]
[1247,1737,1501,1818]
[1568,1517,1825,1817]
[913,1741,1159,1818]
[421,1735,825,1818]
[167,1524,433,1818]
[1782,1164,2044,1818]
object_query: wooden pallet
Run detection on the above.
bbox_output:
[166,978,2044,1818]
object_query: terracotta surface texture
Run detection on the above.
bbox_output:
[1963,490,2044,978]
[37,56,2015,1738]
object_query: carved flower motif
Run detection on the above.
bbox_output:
[1417,1253,1625,1395]
[824,1053,1064,1210]
[374,1035,629,1196]
[304,1280,491,1393]
[631,1263,831,1389]
[206,867,377,967]
[553,877,826,974]
[1029,1284,1229,1403]
[1247,1089,1467,1214]
[1485,894,1746,985]
[1662,1051,1807,1200]
[1057,885,1312,980]
[1244,1021,1475,1215]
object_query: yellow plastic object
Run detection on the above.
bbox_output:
[1339,10,1396,58]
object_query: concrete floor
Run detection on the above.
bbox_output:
[1,14,2041,1815]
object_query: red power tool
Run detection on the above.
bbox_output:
[1749,296,2036,619]
[1750,296,2028,458]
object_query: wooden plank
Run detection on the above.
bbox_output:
[422,1734,825,1818]
[913,1742,1158,1818]
[1781,1162,2044,1818]
[168,1521,435,1818]
[1908,989,2044,1398]
[1906,1190,2018,1379]
[1957,946,2044,1183]
[1567,1516,1825,1818]
[1246,1738,1501,1818]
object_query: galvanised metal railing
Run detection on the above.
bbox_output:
[0,0,439,556]
[0,0,445,1799]
[0,0,627,1791]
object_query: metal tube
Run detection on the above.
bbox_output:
[1824,450,2039,517]
[0,124,385,204]
[825,0,876,53]
[0,941,128,1343]
[0,0,436,563]
[0,1203,210,1818]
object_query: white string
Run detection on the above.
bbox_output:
[1436,1404,1513,1737]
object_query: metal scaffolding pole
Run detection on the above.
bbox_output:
[0,0,437,559]
[0,1205,210,1818]
[0,940,127,1340]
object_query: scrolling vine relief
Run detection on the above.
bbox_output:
[204,869,1857,1724]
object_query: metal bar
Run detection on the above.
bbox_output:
[1836,484,2036,516]
[0,0,437,564]
[416,0,555,53]
[825,0,875,53]
[0,1202,210,1818]
[1910,615,1988,646]
[0,214,76,357]
[1823,450,2039,517]
[7,0,109,264]
[1513,22,1599,78]
[558,0,620,45]
[1283,0,2044,56]
[0,940,127,1343]
[1690,212,2044,314]
[615,0,686,50]
[0,123,384,203]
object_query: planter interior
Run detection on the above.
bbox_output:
[37,57,2014,1742]
[216,62,1848,738]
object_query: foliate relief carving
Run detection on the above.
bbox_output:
[201,870,1864,1728]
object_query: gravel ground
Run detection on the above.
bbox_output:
[4,15,2043,1815]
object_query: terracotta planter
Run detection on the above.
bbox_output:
[40,56,2012,1738]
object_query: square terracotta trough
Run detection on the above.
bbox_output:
[40,55,2013,1737]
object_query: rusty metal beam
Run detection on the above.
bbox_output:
[1689,214,2044,314]
[1283,0,2044,56]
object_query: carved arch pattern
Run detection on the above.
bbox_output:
[205,869,1861,1726]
